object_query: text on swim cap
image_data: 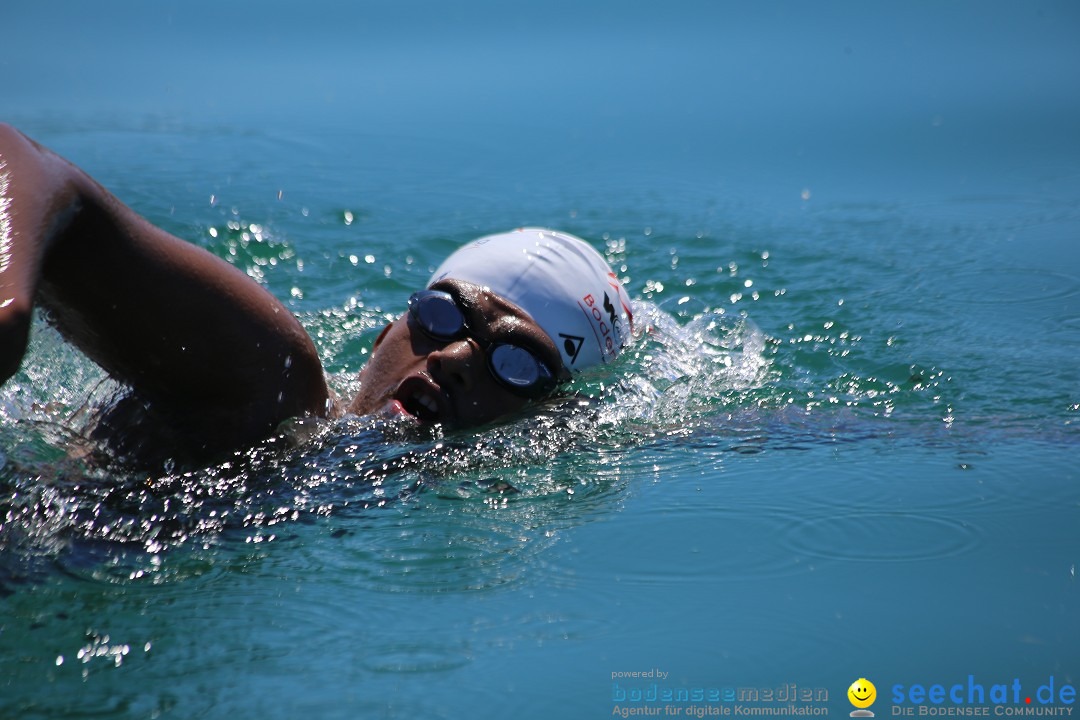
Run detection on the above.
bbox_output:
[582,292,626,356]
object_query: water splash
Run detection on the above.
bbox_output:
[603,299,773,430]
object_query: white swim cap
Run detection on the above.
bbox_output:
[429,228,634,373]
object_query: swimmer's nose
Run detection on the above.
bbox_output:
[426,338,485,394]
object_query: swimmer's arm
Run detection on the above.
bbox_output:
[0,123,330,446]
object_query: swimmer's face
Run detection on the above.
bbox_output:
[348,280,566,428]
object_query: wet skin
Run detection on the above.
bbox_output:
[347,279,568,428]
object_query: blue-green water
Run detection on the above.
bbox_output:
[2,2,1079,718]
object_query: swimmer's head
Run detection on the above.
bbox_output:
[350,228,633,427]
[428,228,634,374]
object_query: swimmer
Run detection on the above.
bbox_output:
[0,124,633,466]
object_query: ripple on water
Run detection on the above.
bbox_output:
[942,268,1080,305]
[359,643,473,674]
[573,507,807,585]
[311,507,557,595]
[1045,314,1080,342]
[782,511,981,563]
[729,431,1071,523]
[52,548,225,589]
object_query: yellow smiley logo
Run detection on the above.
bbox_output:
[848,678,877,709]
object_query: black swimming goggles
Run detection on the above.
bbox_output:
[407,289,559,400]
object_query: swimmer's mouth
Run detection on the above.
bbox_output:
[392,374,451,424]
